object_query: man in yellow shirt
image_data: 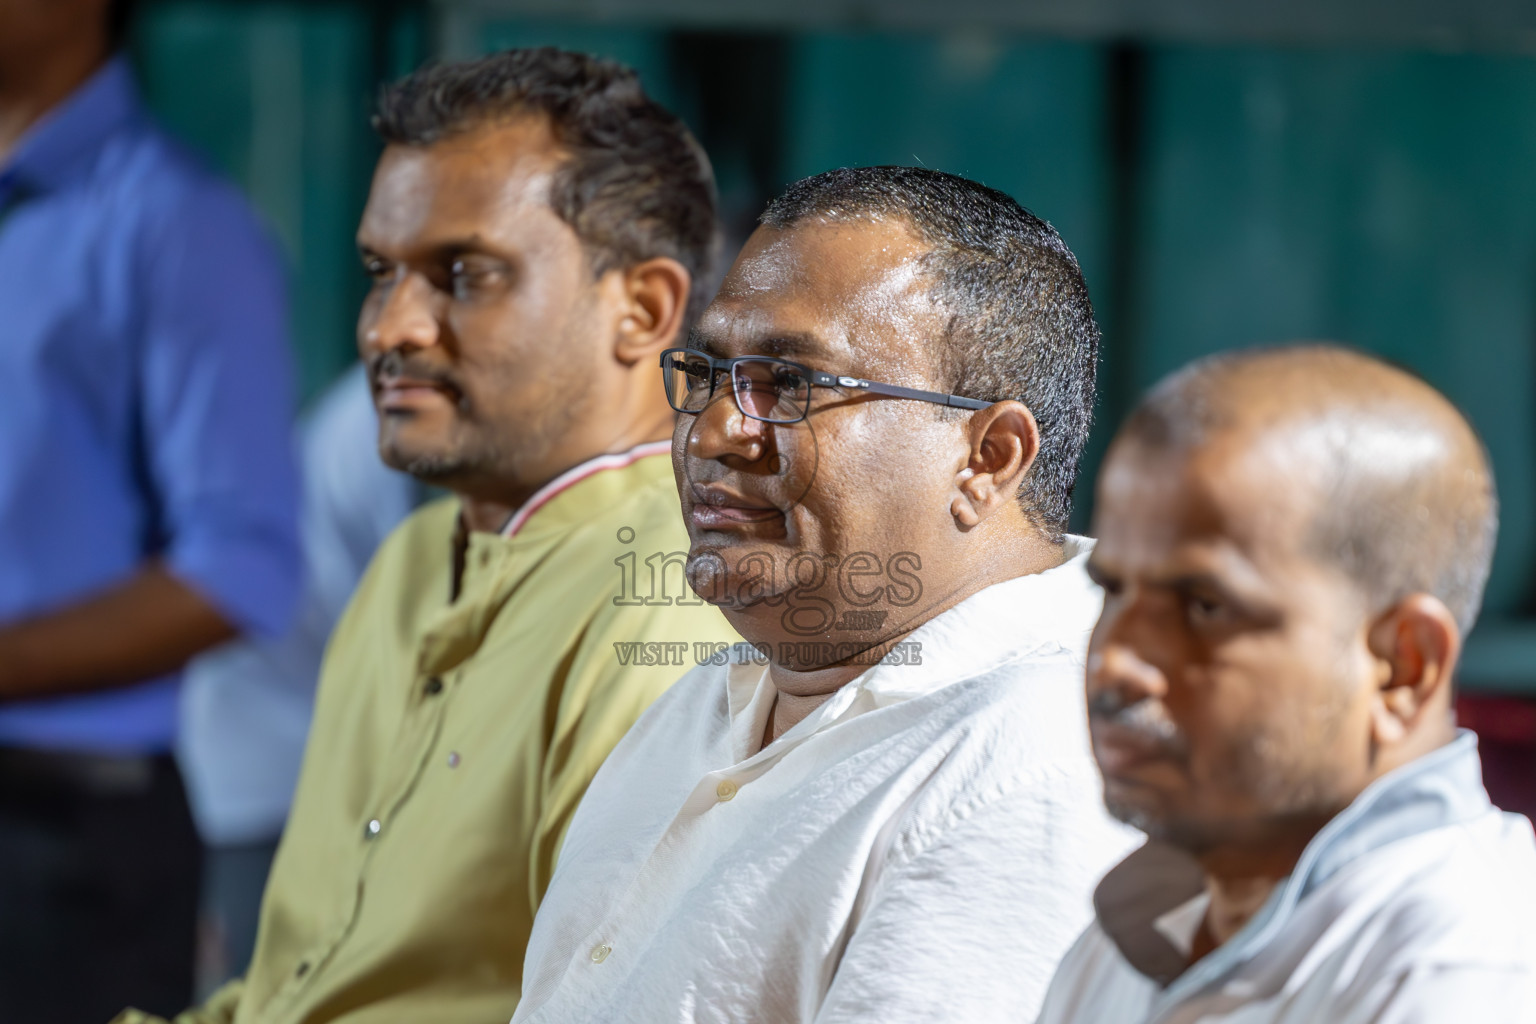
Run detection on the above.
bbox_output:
[116,47,735,1024]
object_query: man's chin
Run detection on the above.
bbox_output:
[1104,795,1225,854]
[379,439,477,485]
[683,546,795,609]
[1103,780,1173,836]
[1105,796,1164,837]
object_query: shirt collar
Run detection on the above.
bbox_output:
[722,535,1100,755]
[1095,730,1492,991]
[427,442,677,675]
[447,439,673,600]
[2,56,140,197]
[500,440,673,539]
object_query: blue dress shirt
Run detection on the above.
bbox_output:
[0,57,302,754]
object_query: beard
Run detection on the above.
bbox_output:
[1103,791,1229,854]
[380,432,500,483]
[1094,708,1349,855]
[377,412,507,485]
[1089,689,1226,850]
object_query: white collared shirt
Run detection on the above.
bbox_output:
[1036,733,1536,1024]
[513,537,1140,1024]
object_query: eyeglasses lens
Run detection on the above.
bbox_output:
[665,352,810,423]
[731,359,809,423]
[665,352,716,413]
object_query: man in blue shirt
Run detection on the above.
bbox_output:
[0,0,302,1018]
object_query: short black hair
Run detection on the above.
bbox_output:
[373,48,718,328]
[761,166,1100,539]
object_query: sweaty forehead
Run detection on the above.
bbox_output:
[358,118,568,250]
[1096,433,1322,575]
[698,219,944,374]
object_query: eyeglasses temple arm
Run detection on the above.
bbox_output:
[851,378,992,411]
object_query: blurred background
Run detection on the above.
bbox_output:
[5,0,1528,1009]
[126,0,1536,706]
[124,1,1536,769]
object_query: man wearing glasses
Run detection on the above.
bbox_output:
[515,166,1138,1023]
[116,48,737,1024]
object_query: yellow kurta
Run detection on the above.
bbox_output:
[121,451,735,1024]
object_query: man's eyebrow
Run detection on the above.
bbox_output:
[686,328,726,357]
[1149,559,1280,612]
[686,330,831,361]
[355,236,503,263]
[753,333,826,359]
[1156,570,1237,594]
[431,238,501,257]
[1137,549,1239,591]
[1107,539,1274,598]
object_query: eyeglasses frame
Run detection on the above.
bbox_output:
[660,347,992,425]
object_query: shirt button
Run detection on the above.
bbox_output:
[294,960,310,978]
[364,818,382,839]
[423,676,444,696]
[715,779,737,801]
[479,548,492,567]
[447,751,461,769]
[590,943,612,963]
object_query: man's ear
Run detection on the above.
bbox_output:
[1365,593,1460,750]
[950,400,1040,529]
[611,256,692,365]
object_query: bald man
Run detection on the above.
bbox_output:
[1036,345,1536,1023]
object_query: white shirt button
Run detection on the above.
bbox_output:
[365,818,382,838]
[590,943,612,963]
[715,779,737,801]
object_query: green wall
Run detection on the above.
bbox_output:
[132,2,391,405]
[125,7,1536,687]
[1129,47,1536,676]
[478,19,671,102]
[783,32,1111,316]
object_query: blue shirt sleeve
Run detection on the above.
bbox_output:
[134,177,302,640]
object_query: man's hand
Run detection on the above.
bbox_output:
[0,562,236,699]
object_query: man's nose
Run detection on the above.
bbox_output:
[685,387,771,465]
[1088,600,1171,704]
[359,272,442,356]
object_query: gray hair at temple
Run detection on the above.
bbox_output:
[1120,344,1498,636]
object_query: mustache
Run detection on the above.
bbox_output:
[367,349,463,395]
[688,480,783,508]
[685,453,797,503]
[1088,690,1189,755]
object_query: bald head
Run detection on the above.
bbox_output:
[1120,345,1497,636]
[1086,344,1494,860]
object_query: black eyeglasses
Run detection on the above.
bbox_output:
[660,347,992,425]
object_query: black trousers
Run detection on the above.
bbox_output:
[0,749,201,1023]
